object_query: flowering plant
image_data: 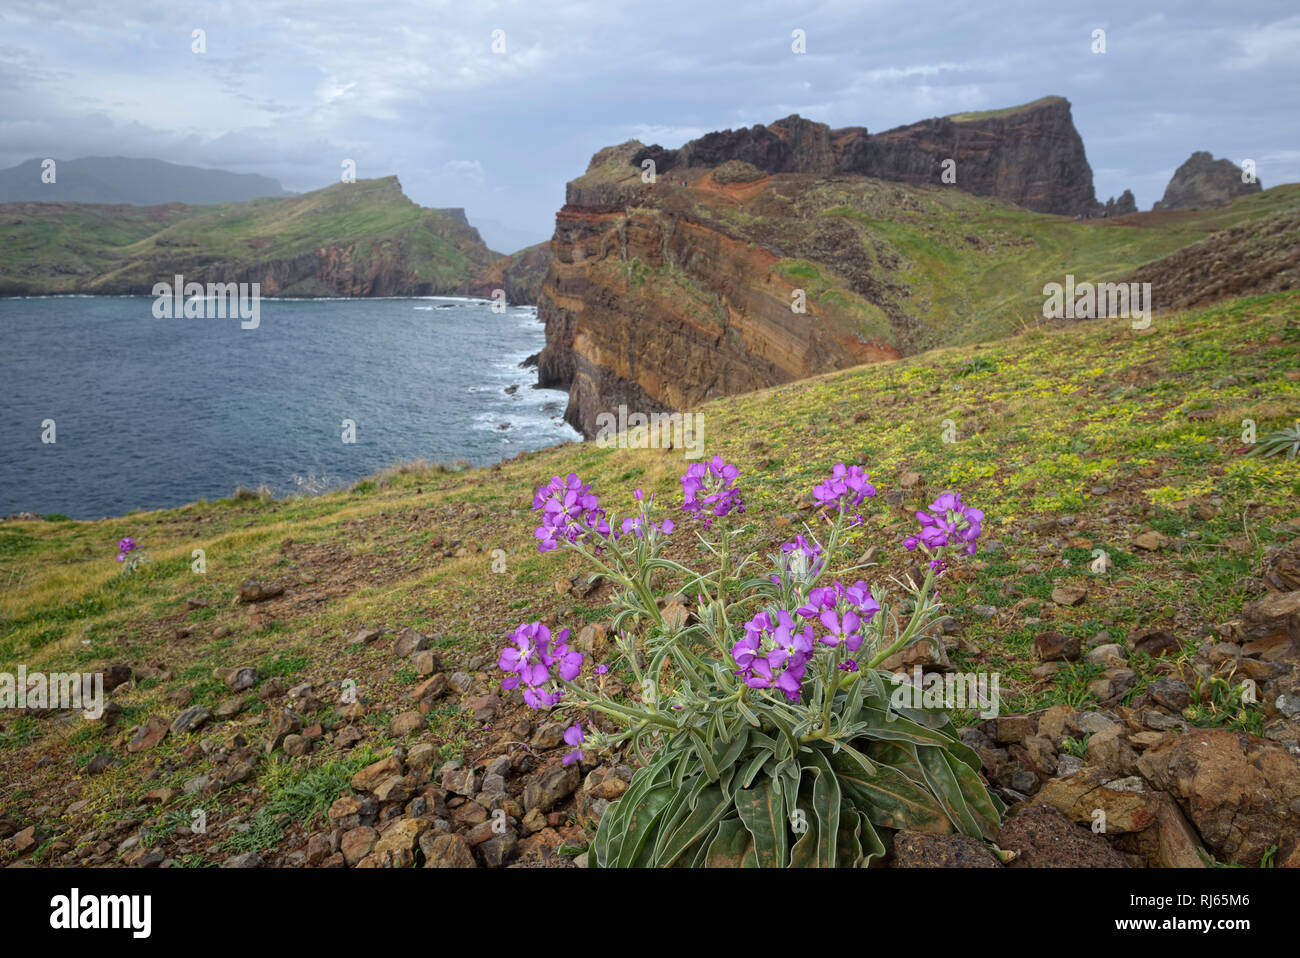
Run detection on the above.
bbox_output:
[116,536,147,574]
[500,459,1002,867]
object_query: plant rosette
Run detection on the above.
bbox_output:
[497,459,1004,867]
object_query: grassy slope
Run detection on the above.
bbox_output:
[1,291,1296,863]
[0,177,497,293]
[805,183,1300,350]
[585,145,1300,356]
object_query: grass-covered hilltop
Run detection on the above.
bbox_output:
[0,176,547,301]
[2,289,1298,868]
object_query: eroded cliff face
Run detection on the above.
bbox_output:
[539,97,1133,438]
[538,145,913,437]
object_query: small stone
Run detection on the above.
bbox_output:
[421,831,477,868]
[390,712,426,737]
[1051,584,1088,607]
[395,628,429,657]
[523,763,580,813]
[971,605,998,619]
[341,826,378,866]
[282,734,311,757]
[1085,643,1128,668]
[237,578,284,603]
[1033,631,1080,662]
[1132,531,1171,551]
[222,852,263,868]
[169,706,212,736]
[127,715,169,752]
[225,666,258,691]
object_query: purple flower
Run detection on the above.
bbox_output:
[682,456,745,527]
[838,659,859,672]
[812,464,876,512]
[532,474,610,552]
[117,536,137,562]
[797,580,880,651]
[562,723,585,765]
[498,622,580,708]
[733,610,812,701]
[904,492,984,556]
[595,664,609,675]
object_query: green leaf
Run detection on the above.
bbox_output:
[650,773,709,864]
[705,816,752,867]
[656,782,732,866]
[617,786,676,868]
[828,748,950,832]
[916,744,983,838]
[805,749,842,868]
[738,747,773,788]
[714,725,751,772]
[939,750,1004,839]
[787,784,820,868]
[856,811,886,865]
[735,779,788,868]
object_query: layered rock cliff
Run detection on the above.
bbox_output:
[1153,151,1263,211]
[539,97,1154,437]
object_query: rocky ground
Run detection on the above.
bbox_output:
[1,292,1296,868]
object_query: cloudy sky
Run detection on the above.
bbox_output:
[1,0,1296,251]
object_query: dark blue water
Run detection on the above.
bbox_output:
[0,296,578,518]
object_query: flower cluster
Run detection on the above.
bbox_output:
[497,622,583,708]
[904,492,984,557]
[732,610,814,700]
[116,537,137,563]
[532,474,611,553]
[796,580,881,652]
[812,464,875,517]
[681,456,745,528]
[620,489,675,539]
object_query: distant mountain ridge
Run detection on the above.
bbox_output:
[0,175,549,302]
[0,156,292,206]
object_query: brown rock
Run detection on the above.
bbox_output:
[126,715,169,753]
[1132,531,1171,551]
[373,818,430,855]
[1033,631,1080,662]
[998,805,1130,867]
[340,826,378,866]
[1051,584,1088,607]
[351,755,402,793]
[421,831,477,868]
[1135,728,1300,865]
[891,830,999,867]
[1031,767,1159,834]
[1128,628,1180,658]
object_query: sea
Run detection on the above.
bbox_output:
[0,296,579,519]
